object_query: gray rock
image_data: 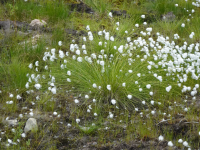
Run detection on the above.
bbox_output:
[2,119,18,126]
[24,118,38,133]
[162,12,176,22]
[0,20,12,36]
[29,19,47,27]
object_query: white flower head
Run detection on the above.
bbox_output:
[29,63,33,69]
[183,141,189,147]
[58,41,62,46]
[35,61,39,66]
[83,37,86,41]
[8,139,12,144]
[9,94,13,98]
[146,84,151,89]
[146,27,152,32]
[166,85,172,92]
[181,23,185,28]
[89,35,93,41]
[127,95,132,99]
[107,85,111,91]
[111,99,116,105]
[16,95,21,100]
[151,110,155,115]
[85,95,89,99]
[77,57,83,62]
[158,135,164,141]
[86,25,90,30]
[29,112,34,116]
[53,112,57,116]
[67,71,71,76]
[178,139,183,143]
[184,107,188,112]
[122,83,126,87]
[35,84,41,90]
[93,83,97,88]
[168,141,173,147]
[76,118,80,124]
[51,87,56,94]
[74,99,79,103]
[108,12,113,17]
[151,100,154,105]
[128,70,133,73]
[109,113,114,119]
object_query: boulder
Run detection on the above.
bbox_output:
[24,118,38,133]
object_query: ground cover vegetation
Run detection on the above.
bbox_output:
[0,0,200,149]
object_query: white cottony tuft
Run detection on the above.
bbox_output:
[76,119,80,124]
[178,139,183,143]
[168,141,173,147]
[93,83,97,88]
[51,87,56,94]
[53,112,57,116]
[111,99,116,105]
[166,85,172,92]
[86,25,90,30]
[58,41,62,46]
[158,135,164,141]
[183,141,189,147]
[108,12,113,17]
[35,61,39,66]
[146,84,151,89]
[127,95,132,99]
[107,85,111,91]
[35,84,41,90]
[29,63,33,69]
[74,99,79,103]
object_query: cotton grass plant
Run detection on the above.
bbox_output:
[26,19,199,112]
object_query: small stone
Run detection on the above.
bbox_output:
[3,119,18,126]
[162,12,176,22]
[29,19,47,27]
[24,118,38,133]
